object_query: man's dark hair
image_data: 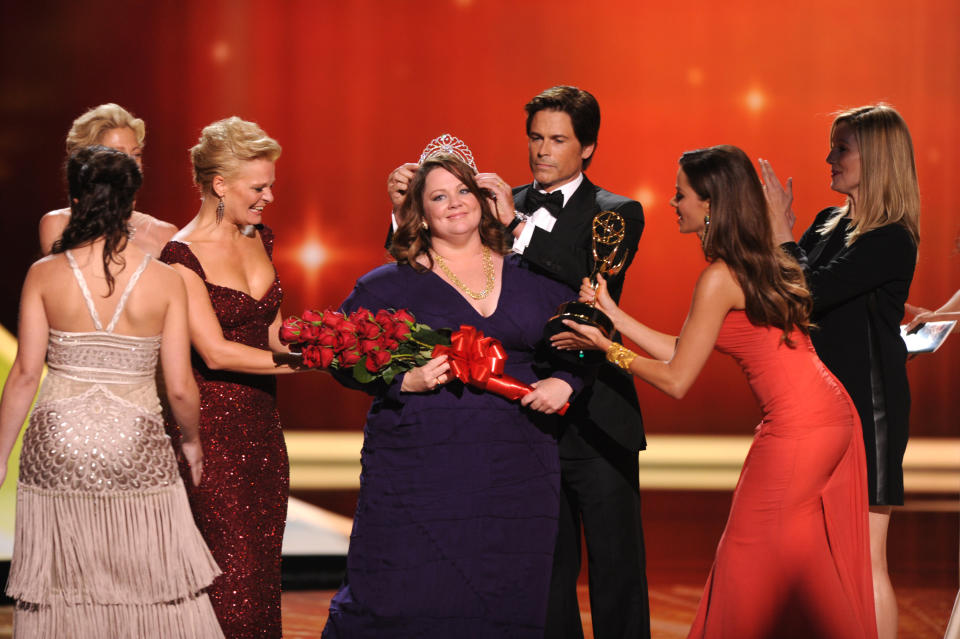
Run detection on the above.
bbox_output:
[524,85,600,169]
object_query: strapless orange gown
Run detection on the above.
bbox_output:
[688,311,876,639]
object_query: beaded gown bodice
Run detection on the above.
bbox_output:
[19,252,181,494]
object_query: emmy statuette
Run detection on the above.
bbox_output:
[545,210,628,361]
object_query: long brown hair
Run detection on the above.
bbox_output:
[820,103,920,246]
[680,145,812,342]
[389,155,508,270]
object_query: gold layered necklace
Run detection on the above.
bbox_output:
[433,245,495,300]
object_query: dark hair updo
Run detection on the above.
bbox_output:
[53,145,143,295]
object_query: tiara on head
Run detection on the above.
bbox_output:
[418,133,478,171]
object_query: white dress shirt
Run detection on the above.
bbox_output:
[511,173,584,255]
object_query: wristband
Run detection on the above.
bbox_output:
[605,342,637,371]
[273,351,303,368]
[505,210,528,233]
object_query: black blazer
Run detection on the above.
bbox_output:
[514,176,646,453]
[784,207,917,504]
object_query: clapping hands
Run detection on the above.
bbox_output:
[758,158,796,244]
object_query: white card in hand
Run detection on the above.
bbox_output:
[900,320,957,354]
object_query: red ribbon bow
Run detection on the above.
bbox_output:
[433,325,569,416]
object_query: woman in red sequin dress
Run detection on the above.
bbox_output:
[555,145,876,638]
[161,117,301,639]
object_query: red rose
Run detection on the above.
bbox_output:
[359,315,383,339]
[349,308,372,325]
[301,345,324,368]
[278,318,303,343]
[339,318,358,333]
[322,311,344,329]
[393,309,416,325]
[319,347,335,368]
[375,309,394,327]
[364,348,391,373]
[294,323,317,344]
[337,330,358,351]
[316,327,338,348]
[388,321,411,342]
[358,339,380,355]
[383,337,399,351]
[302,309,325,323]
[339,348,361,367]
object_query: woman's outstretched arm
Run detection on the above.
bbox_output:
[557,262,742,399]
[172,263,300,375]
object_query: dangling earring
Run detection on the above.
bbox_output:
[701,214,711,250]
[421,219,429,231]
[215,195,225,225]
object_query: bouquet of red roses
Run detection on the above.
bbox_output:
[278,307,451,384]
[280,309,569,415]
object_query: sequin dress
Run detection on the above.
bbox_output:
[5,251,224,639]
[160,227,289,639]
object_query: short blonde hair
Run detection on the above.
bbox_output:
[821,103,920,246]
[65,103,145,155]
[190,117,282,192]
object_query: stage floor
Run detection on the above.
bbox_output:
[279,582,957,639]
[0,580,953,638]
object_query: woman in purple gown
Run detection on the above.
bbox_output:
[322,147,584,638]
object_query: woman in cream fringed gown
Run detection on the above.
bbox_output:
[0,146,223,638]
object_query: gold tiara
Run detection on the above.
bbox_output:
[418,133,477,171]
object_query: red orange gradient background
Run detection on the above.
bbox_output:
[1,0,957,436]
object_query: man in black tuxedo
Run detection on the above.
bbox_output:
[385,86,648,638]
[478,86,648,639]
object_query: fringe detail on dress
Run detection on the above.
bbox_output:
[13,592,225,639]
[6,480,221,605]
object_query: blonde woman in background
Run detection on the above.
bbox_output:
[39,103,177,256]
[761,104,920,639]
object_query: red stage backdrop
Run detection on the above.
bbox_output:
[1,0,957,436]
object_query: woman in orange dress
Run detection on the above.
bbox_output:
[554,145,876,639]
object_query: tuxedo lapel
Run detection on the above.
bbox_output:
[548,176,598,245]
[561,175,599,219]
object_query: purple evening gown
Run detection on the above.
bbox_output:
[322,255,583,639]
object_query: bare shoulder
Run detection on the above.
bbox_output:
[27,253,63,275]
[38,208,70,233]
[695,260,744,307]
[698,260,737,287]
[146,258,186,288]
[23,253,70,294]
[130,211,178,255]
[133,260,187,311]
[41,207,71,220]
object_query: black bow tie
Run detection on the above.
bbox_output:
[521,189,564,215]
